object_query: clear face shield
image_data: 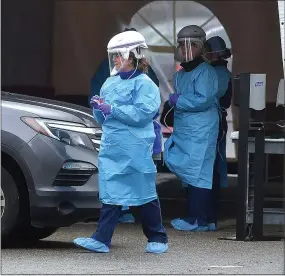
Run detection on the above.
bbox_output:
[108,49,130,76]
[202,46,232,63]
[174,38,202,63]
[108,47,149,76]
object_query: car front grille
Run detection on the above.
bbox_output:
[88,130,102,153]
[53,168,97,186]
[91,138,100,152]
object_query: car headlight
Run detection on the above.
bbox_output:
[21,117,99,149]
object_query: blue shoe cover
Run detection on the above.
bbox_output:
[192,225,209,232]
[146,242,168,254]
[171,218,199,231]
[73,237,110,253]
[208,223,217,231]
[118,213,135,224]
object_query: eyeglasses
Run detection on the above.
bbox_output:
[111,53,122,59]
[111,53,122,60]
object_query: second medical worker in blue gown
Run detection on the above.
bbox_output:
[203,36,232,230]
[164,25,219,231]
[73,30,168,254]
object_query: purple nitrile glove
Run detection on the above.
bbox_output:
[90,95,100,109]
[153,120,162,155]
[169,93,180,107]
[98,104,112,116]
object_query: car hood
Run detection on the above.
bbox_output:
[1,91,98,127]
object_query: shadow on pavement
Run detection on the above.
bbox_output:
[2,240,74,250]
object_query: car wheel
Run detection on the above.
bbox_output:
[1,166,20,237]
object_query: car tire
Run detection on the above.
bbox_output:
[1,166,20,237]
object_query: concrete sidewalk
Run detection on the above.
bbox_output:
[2,222,284,275]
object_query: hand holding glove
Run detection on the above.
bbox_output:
[90,95,101,109]
[99,104,112,116]
[169,93,180,107]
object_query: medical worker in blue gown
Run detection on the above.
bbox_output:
[73,30,168,254]
[203,36,232,230]
[89,27,160,224]
[164,25,219,232]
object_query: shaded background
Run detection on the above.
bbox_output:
[1,0,284,180]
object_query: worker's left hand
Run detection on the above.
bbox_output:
[169,93,180,107]
[99,104,112,115]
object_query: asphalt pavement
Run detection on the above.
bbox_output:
[1,221,284,275]
[1,173,284,275]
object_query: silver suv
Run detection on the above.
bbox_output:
[1,91,101,243]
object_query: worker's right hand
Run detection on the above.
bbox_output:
[90,95,100,109]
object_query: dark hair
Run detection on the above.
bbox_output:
[222,48,232,59]
[123,27,137,32]
[129,52,149,73]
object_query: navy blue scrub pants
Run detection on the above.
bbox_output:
[209,161,220,225]
[91,199,168,247]
[209,115,228,225]
[186,185,212,226]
